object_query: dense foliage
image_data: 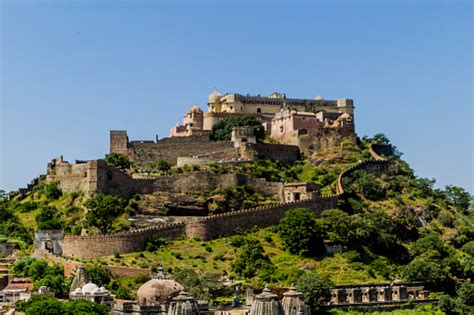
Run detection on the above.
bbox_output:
[209,115,265,141]
[16,295,108,315]
[278,208,326,257]
[296,272,333,312]
[231,235,274,280]
[105,153,131,169]
[12,257,69,297]
[84,194,127,234]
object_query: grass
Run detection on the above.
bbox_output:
[87,228,386,289]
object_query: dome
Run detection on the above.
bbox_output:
[74,288,83,294]
[137,279,185,306]
[208,90,221,103]
[82,282,99,294]
[315,92,324,101]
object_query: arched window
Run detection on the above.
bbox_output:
[256,107,262,114]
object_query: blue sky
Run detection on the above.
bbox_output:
[1,1,472,193]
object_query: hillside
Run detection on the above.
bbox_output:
[1,134,473,313]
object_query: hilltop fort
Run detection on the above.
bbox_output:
[46,91,356,199]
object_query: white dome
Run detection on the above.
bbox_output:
[208,90,221,103]
[315,93,324,101]
[74,288,83,294]
[82,282,99,294]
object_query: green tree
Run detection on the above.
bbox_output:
[156,159,172,175]
[35,206,63,230]
[210,115,264,141]
[278,208,325,257]
[318,209,353,246]
[44,182,62,200]
[457,283,474,307]
[84,194,126,234]
[444,185,472,214]
[35,274,69,298]
[84,265,111,286]
[296,272,333,312]
[231,237,273,279]
[402,256,452,290]
[105,153,131,169]
[63,300,109,315]
[24,298,64,315]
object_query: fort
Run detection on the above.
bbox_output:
[38,90,373,259]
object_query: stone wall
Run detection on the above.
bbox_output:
[48,160,283,199]
[63,223,185,259]
[128,135,236,165]
[33,250,151,278]
[298,126,356,153]
[0,242,17,257]
[184,195,339,241]
[240,143,300,162]
[61,195,338,259]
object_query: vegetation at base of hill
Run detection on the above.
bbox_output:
[278,208,326,257]
[297,272,333,312]
[330,304,444,315]
[105,152,131,169]
[209,115,265,141]
[12,257,70,297]
[16,295,108,315]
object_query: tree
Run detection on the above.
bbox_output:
[156,159,171,175]
[402,256,452,290]
[63,300,108,315]
[44,182,62,200]
[36,206,63,230]
[35,274,69,298]
[24,298,64,315]
[296,272,333,312]
[105,153,131,169]
[231,237,273,279]
[209,115,265,141]
[444,185,472,214]
[84,194,126,234]
[278,208,325,257]
[84,266,111,287]
[318,209,353,246]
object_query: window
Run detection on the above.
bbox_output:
[257,107,262,113]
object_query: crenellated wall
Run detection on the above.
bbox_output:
[61,196,338,259]
[63,223,185,259]
[47,161,283,199]
[57,143,391,259]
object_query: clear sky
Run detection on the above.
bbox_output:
[1,1,472,193]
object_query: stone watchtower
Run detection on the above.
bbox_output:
[231,127,257,148]
[110,130,129,157]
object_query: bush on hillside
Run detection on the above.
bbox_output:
[84,194,126,234]
[105,153,131,169]
[44,182,62,200]
[296,272,333,312]
[278,208,325,257]
[209,115,264,141]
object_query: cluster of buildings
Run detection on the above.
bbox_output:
[169,90,355,146]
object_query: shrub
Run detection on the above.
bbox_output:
[36,206,63,230]
[209,115,264,141]
[105,153,131,169]
[278,208,325,257]
[145,236,168,251]
[231,237,273,278]
[296,272,333,312]
[44,182,62,200]
[84,266,111,286]
[84,194,126,234]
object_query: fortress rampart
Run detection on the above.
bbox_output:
[59,144,390,259]
[47,162,284,199]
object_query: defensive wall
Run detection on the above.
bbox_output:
[33,250,151,278]
[56,144,392,259]
[48,162,283,200]
[62,196,338,259]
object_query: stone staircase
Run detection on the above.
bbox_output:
[0,257,15,277]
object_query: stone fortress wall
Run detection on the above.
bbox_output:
[47,160,284,200]
[57,144,391,259]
